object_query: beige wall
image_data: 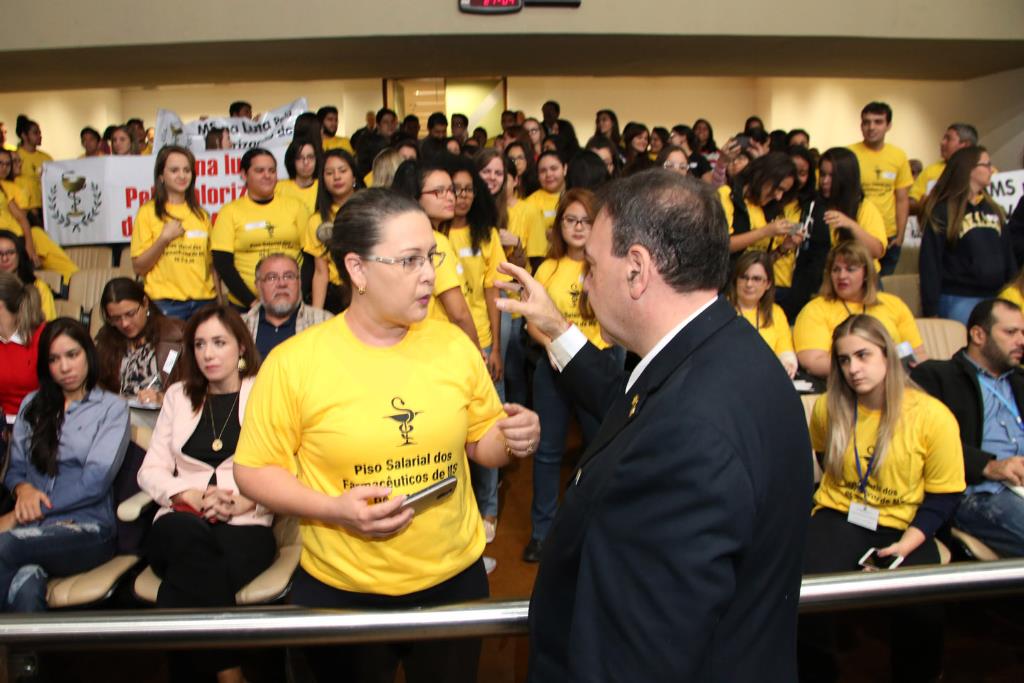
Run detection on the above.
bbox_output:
[0,79,381,159]
[3,0,1021,50]
[4,69,1022,172]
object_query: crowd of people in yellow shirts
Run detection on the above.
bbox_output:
[1,96,1023,682]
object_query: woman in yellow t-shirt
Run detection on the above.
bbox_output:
[275,138,321,214]
[726,251,796,377]
[233,189,539,682]
[130,145,216,320]
[14,115,52,220]
[524,189,620,563]
[523,150,567,261]
[819,148,887,262]
[0,230,54,320]
[800,314,964,682]
[795,240,927,378]
[391,159,481,349]
[304,148,360,313]
[211,148,309,308]
[720,152,800,264]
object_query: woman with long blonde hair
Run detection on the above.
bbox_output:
[800,314,965,682]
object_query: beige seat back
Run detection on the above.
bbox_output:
[893,245,919,275]
[34,270,63,296]
[916,318,967,361]
[53,299,82,321]
[65,246,113,270]
[117,245,135,275]
[881,274,922,317]
[67,268,121,314]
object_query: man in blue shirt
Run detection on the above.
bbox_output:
[242,253,332,359]
[912,298,1024,556]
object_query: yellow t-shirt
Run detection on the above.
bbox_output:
[427,230,469,324]
[274,179,319,215]
[523,189,561,257]
[535,256,609,350]
[909,160,945,202]
[808,200,888,273]
[211,195,309,305]
[809,390,966,530]
[793,292,923,355]
[738,303,793,356]
[304,207,342,286]
[15,148,52,209]
[508,199,548,263]
[322,136,355,155]
[130,201,216,302]
[720,185,794,285]
[848,142,913,238]
[234,314,503,595]
[0,182,23,234]
[998,284,1024,309]
[447,226,506,349]
[0,200,80,282]
[34,278,56,321]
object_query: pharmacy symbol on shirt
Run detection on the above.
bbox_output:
[386,396,423,446]
[265,222,276,238]
[569,283,582,307]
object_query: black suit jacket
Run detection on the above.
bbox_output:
[911,350,1024,485]
[527,297,813,682]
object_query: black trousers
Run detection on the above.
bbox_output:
[292,559,489,683]
[147,512,277,679]
[799,508,944,683]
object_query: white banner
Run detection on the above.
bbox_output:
[153,97,308,155]
[42,143,288,245]
[988,168,1024,217]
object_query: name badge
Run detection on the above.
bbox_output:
[456,263,464,275]
[881,171,897,181]
[847,501,879,531]
[544,210,556,218]
[244,221,270,231]
[458,247,475,258]
[162,349,179,375]
[185,230,208,239]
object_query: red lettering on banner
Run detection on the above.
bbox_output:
[195,158,218,177]
[224,154,241,175]
[124,187,153,209]
[122,215,134,237]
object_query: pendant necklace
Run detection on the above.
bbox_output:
[208,391,239,452]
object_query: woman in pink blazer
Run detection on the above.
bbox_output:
[137,304,273,683]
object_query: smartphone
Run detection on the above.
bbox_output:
[735,135,752,150]
[400,477,457,514]
[858,547,904,571]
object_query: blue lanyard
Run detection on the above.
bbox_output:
[852,403,878,496]
[978,375,1024,431]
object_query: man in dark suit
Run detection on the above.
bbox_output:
[911,298,1024,556]
[497,169,813,682]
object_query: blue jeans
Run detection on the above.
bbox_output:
[938,294,987,327]
[155,298,217,321]
[469,344,506,519]
[530,357,606,543]
[0,521,115,612]
[878,241,902,277]
[955,488,1024,557]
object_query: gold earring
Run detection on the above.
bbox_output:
[237,358,247,371]
[357,286,366,295]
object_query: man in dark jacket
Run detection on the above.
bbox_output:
[499,169,812,682]
[912,298,1024,556]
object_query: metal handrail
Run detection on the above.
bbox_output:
[1,559,1023,650]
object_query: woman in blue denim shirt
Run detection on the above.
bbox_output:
[0,317,129,612]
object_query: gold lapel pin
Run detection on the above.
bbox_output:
[628,394,639,418]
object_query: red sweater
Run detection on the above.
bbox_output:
[0,324,43,420]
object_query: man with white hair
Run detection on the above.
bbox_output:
[243,253,331,358]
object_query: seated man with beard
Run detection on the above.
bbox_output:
[242,253,332,359]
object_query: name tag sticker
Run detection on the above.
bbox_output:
[847,501,879,531]
[244,221,270,231]
[881,171,897,180]
[544,210,557,218]
[162,349,179,374]
[186,230,208,239]
[458,247,475,258]
[456,264,465,275]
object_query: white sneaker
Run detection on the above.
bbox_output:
[483,556,497,574]
[483,518,497,544]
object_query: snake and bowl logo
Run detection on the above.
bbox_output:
[46,172,102,233]
[385,396,423,446]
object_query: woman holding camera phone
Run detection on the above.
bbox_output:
[799,314,964,682]
[233,189,539,683]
